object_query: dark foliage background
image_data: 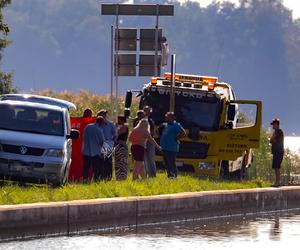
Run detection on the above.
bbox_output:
[0,0,15,94]
[2,0,300,133]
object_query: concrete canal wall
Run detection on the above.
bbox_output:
[1,186,300,240]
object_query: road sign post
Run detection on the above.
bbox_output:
[101,4,174,120]
[169,54,176,113]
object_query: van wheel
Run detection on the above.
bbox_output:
[51,165,69,187]
[62,164,69,185]
[50,179,61,188]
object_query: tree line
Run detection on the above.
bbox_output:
[0,0,15,94]
[2,0,300,133]
[1,0,300,181]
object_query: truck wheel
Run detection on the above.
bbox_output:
[220,161,230,180]
[235,157,248,180]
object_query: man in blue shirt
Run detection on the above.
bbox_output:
[82,116,105,183]
[98,109,117,181]
[160,112,186,178]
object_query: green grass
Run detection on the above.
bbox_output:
[0,173,270,205]
[36,90,300,183]
[0,90,282,205]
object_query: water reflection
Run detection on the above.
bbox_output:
[269,215,281,240]
[1,210,300,250]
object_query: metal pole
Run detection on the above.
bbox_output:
[169,54,176,112]
[115,5,119,122]
[110,25,114,116]
[154,4,159,77]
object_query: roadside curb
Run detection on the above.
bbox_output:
[1,186,300,241]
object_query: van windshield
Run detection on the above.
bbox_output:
[0,104,64,136]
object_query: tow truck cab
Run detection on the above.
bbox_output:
[125,73,262,178]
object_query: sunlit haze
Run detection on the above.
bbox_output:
[285,136,300,153]
[177,0,300,19]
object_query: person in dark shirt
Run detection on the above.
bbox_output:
[269,118,284,187]
[82,116,105,183]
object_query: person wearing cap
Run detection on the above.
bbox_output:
[269,118,284,187]
[97,109,117,181]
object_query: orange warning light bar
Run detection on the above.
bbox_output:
[164,72,218,83]
[151,77,158,85]
[164,73,179,81]
[208,82,215,91]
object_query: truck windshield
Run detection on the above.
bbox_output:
[141,90,221,131]
[0,104,64,136]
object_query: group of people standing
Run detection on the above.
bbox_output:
[81,109,118,183]
[81,106,186,182]
[81,106,285,186]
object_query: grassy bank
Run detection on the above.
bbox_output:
[37,89,139,118]
[0,90,293,206]
[0,173,269,205]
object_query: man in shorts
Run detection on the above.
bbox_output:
[269,118,284,187]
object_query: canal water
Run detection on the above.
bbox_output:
[0,136,298,248]
[1,209,300,249]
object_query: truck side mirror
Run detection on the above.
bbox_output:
[227,104,236,121]
[188,127,200,140]
[125,91,132,109]
[67,129,80,139]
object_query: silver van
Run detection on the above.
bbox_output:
[0,94,79,186]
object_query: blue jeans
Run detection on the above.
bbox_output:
[162,150,178,178]
[144,141,157,177]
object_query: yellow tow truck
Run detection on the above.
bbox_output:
[125,72,262,179]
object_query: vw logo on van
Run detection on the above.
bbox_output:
[19,146,28,155]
